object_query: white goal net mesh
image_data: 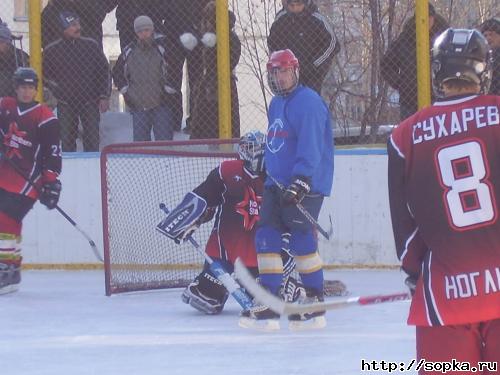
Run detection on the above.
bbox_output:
[101,140,237,295]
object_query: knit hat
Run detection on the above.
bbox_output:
[134,15,154,33]
[59,11,79,31]
[480,18,500,35]
[0,22,12,43]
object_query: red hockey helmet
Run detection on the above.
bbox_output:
[266,49,300,96]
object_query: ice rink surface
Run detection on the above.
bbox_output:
[0,269,416,375]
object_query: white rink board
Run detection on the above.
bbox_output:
[21,150,398,266]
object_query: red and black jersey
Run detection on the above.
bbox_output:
[0,97,62,200]
[388,94,500,327]
[193,159,263,267]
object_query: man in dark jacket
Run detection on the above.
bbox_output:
[189,1,241,139]
[157,0,212,131]
[480,18,500,95]
[267,0,339,94]
[0,23,29,97]
[42,0,117,49]
[381,4,449,120]
[43,11,111,152]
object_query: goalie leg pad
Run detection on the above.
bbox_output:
[156,192,207,242]
[181,269,229,315]
[0,231,22,295]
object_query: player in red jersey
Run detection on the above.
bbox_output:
[0,68,62,294]
[157,131,267,314]
[388,29,500,373]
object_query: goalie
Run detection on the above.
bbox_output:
[158,131,269,314]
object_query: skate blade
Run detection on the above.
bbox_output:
[0,284,19,295]
[288,316,327,331]
[238,317,281,332]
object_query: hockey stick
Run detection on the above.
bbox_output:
[159,204,254,310]
[267,174,332,240]
[234,258,410,315]
[0,150,103,262]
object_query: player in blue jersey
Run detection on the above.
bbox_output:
[239,49,334,331]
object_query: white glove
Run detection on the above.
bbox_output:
[201,32,217,48]
[176,221,201,244]
[180,32,198,51]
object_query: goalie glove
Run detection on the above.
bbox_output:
[281,175,311,206]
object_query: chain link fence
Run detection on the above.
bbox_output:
[0,0,498,151]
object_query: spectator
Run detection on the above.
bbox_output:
[112,15,183,141]
[42,0,117,49]
[158,0,212,131]
[479,18,500,95]
[0,23,29,97]
[267,0,339,94]
[115,0,162,51]
[381,3,448,120]
[43,11,111,152]
[189,1,241,139]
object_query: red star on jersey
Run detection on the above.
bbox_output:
[235,186,262,231]
[3,122,27,159]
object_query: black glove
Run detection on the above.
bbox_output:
[405,275,417,296]
[39,180,61,210]
[281,176,311,205]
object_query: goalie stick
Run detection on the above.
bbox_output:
[158,204,254,310]
[267,174,332,240]
[0,148,103,263]
[234,258,410,315]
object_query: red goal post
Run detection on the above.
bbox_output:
[100,139,238,296]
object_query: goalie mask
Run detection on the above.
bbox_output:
[431,28,492,97]
[238,131,266,175]
[267,49,299,96]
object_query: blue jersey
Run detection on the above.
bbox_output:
[265,85,334,196]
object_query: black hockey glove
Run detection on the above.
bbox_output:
[405,275,417,296]
[281,176,311,205]
[39,180,62,210]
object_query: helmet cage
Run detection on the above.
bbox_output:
[266,49,300,96]
[238,131,266,175]
[267,67,299,96]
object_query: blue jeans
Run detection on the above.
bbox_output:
[131,105,173,141]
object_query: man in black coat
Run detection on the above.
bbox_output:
[381,4,449,120]
[267,0,339,94]
[43,12,111,152]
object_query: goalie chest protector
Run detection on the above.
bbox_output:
[204,160,263,267]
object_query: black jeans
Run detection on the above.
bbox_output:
[57,101,100,152]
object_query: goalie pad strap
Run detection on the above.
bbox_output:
[156,192,207,240]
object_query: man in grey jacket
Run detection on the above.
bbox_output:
[112,15,182,141]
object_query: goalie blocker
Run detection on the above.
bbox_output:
[156,192,209,244]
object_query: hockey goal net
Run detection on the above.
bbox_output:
[101,139,238,296]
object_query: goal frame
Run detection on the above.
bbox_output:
[100,139,238,296]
